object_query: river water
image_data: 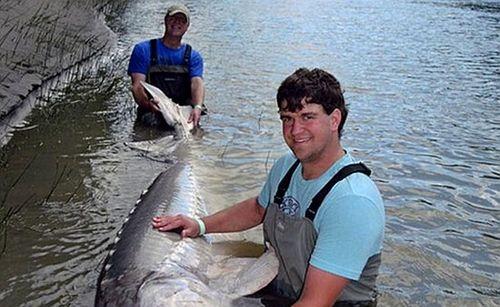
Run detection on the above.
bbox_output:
[1,0,499,306]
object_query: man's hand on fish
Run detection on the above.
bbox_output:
[152,214,200,238]
[188,108,202,126]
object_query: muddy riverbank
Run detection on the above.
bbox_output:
[0,0,128,146]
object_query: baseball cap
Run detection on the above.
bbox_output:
[166,4,190,24]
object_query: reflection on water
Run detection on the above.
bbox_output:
[1,0,499,305]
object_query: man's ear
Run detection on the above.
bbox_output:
[330,109,342,132]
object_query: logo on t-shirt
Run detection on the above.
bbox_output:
[279,196,300,216]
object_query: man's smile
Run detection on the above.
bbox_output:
[293,136,311,145]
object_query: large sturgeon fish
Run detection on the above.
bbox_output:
[95,162,278,306]
[98,84,276,305]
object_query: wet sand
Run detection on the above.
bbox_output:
[0,0,126,145]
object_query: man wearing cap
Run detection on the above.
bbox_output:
[128,4,205,128]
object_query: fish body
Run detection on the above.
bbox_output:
[95,163,278,306]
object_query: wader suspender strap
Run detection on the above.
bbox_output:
[183,44,192,66]
[149,39,192,67]
[273,159,300,205]
[150,39,158,66]
[305,163,371,221]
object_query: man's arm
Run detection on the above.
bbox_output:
[130,73,159,112]
[293,265,349,307]
[152,196,265,237]
[188,76,205,126]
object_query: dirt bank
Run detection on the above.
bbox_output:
[0,0,127,145]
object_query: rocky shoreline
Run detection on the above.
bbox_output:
[0,0,127,145]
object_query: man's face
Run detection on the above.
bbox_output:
[279,100,337,164]
[166,13,188,37]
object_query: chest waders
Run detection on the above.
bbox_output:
[147,39,192,106]
[263,161,381,306]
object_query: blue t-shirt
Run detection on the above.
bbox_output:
[127,39,203,78]
[258,151,385,280]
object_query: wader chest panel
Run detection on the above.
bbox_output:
[147,39,192,106]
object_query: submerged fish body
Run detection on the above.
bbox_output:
[140,81,193,138]
[95,163,278,306]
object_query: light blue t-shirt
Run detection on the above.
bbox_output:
[127,39,203,78]
[258,151,385,280]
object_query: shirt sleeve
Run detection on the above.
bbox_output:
[189,49,203,78]
[310,195,384,280]
[127,43,150,76]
